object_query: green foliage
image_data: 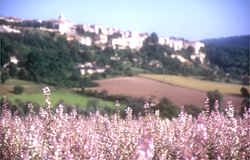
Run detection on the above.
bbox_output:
[204,36,250,81]
[206,90,223,112]
[1,69,9,84]
[79,89,147,117]
[79,77,98,88]
[157,98,180,119]
[240,87,250,98]
[1,26,247,88]
[13,85,24,94]
[204,35,250,49]
[139,33,208,76]
[76,25,97,39]
[0,31,81,87]
[1,29,206,87]
[17,68,29,80]
[240,87,250,116]
[144,32,159,45]
[184,104,203,117]
[9,63,18,77]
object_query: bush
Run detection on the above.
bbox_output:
[240,87,250,116]
[18,68,29,80]
[240,87,249,98]
[207,90,223,112]
[86,99,99,109]
[13,85,24,94]
[157,98,180,119]
[1,69,9,84]
[79,77,98,88]
[184,104,203,117]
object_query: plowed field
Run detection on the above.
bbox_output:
[90,76,242,108]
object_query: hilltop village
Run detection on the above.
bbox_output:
[1,13,206,61]
[0,14,207,76]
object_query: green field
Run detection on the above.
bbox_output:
[139,74,249,94]
[1,79,114,108]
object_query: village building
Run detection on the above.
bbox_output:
[0,25,21,33]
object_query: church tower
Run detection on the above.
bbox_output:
[57,12,72,34]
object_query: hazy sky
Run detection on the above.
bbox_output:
[0,0,249,40]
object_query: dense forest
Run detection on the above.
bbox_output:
[203,35,250,82]
[203,35,250,48]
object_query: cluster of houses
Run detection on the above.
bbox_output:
[52,13,206,64]
[158,37,206,63]
[0,16,21,34]
[0,25,21,33]
[77,62,109,76]
[0,14,207,76]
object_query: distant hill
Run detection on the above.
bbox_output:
[203,35,250,80]
[203,35,250,49]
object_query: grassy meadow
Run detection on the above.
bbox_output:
[139,74,249,94]
[0,79,114,108]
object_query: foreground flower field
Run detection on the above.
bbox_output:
[0,103,249,160]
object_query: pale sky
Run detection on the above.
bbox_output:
[0,0,249,40]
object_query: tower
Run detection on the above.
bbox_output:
[58,12,65,21]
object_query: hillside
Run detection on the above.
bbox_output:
[2,15,249,87]
[0,19,211,87]
[203,35,250,49]
[203,35,250,82]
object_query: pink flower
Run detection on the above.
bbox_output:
[135,130,154,160]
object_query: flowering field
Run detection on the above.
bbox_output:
[0,105,249,160]
[0,87,250,160]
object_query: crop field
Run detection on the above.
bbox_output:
[91,76,243,107]
[0,79,114,108]
[139,74,249,94]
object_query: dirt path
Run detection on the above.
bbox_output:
[90,76,243,108]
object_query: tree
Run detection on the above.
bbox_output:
[187,46,195,53]
[206,90,223,112]
[9,63,18,77]
[18,68,29,80]
[157,98,180,119]
[240,87,250,116]
[240,87,250,98]
[1,69,9,84]
[143,32,159,46]
[185,46,195,59]
[0,40,10,67]
[13,85,24,94]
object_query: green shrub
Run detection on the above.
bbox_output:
[157,98,180,119]
[240,87,250,116]
[13,85,24,94]
[207,90,223,112]
[1,69,9,84]
[184,104,203,117]
[240,87,249,98]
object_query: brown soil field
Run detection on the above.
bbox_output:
[90,76,243,109]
